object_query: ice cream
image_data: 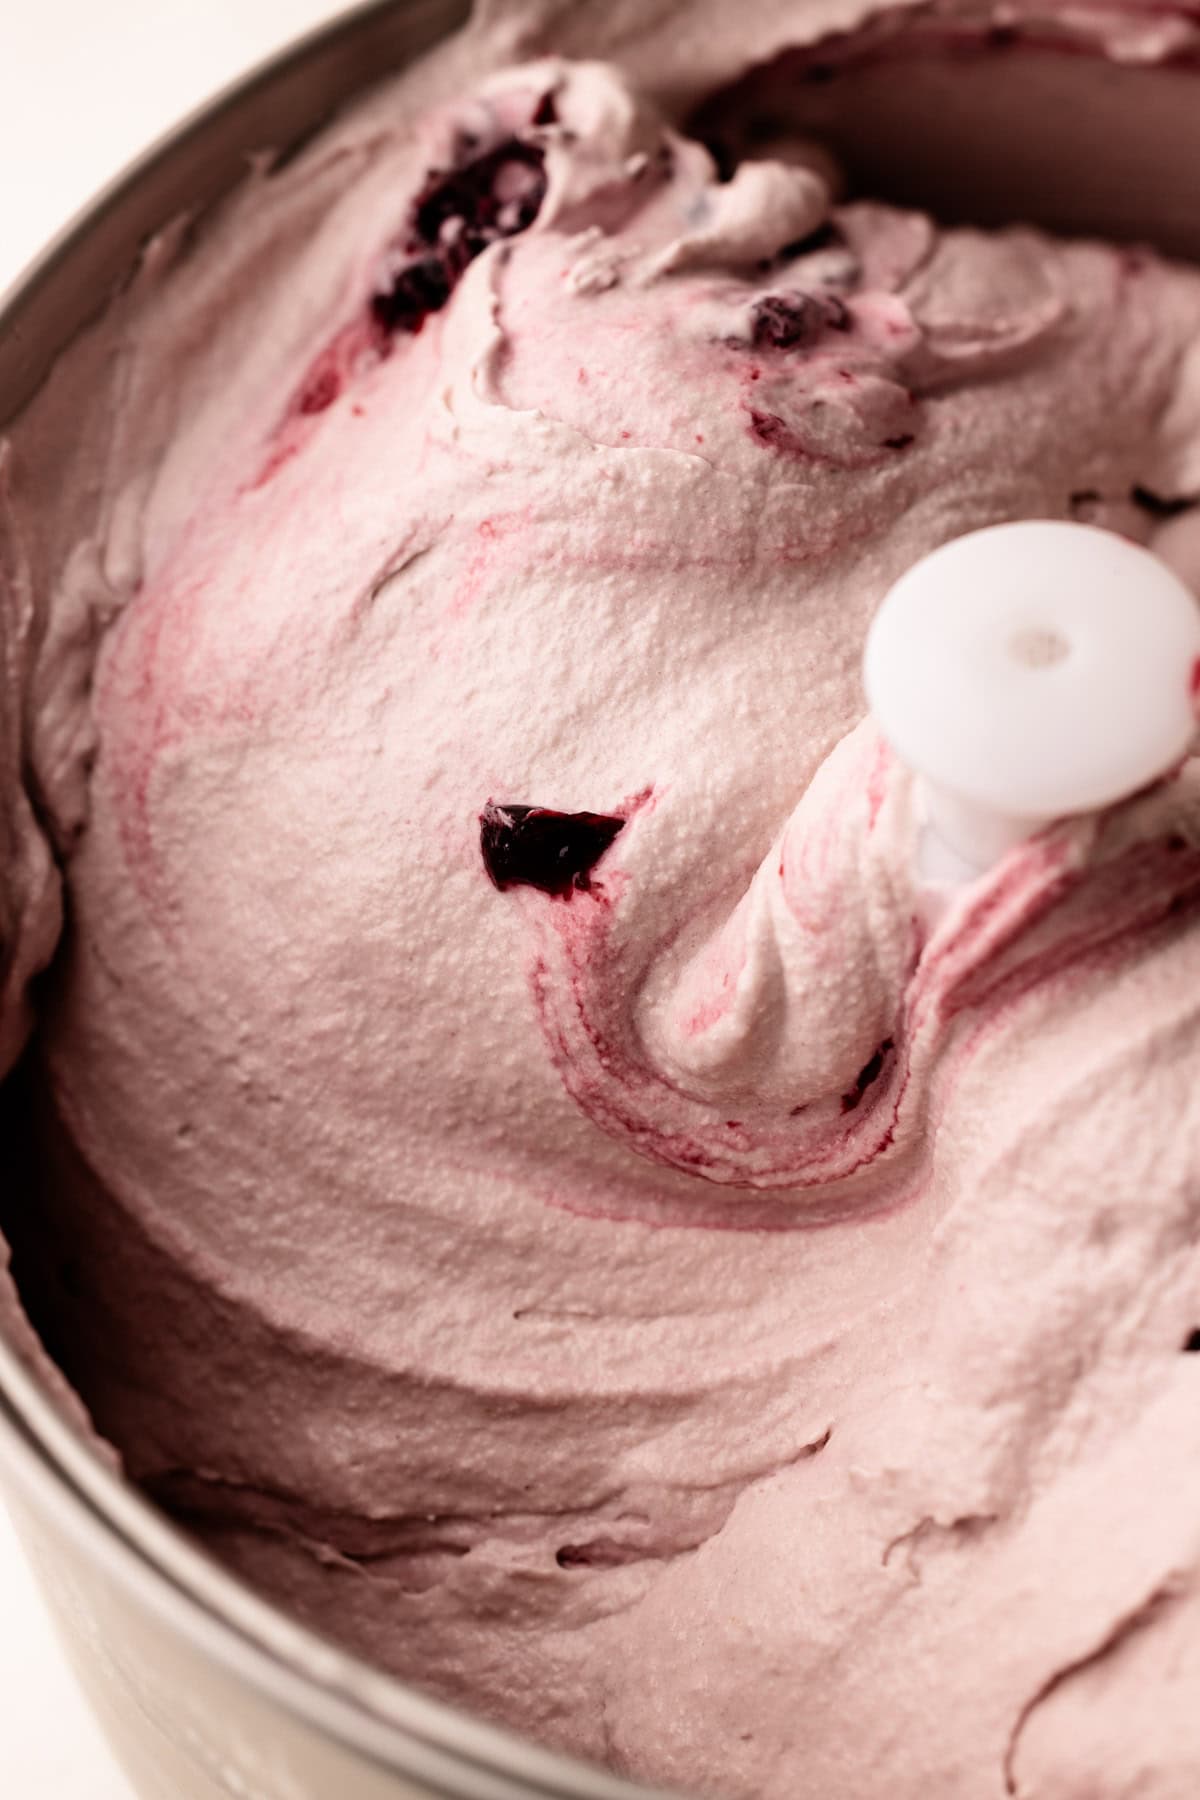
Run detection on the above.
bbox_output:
[4,1,1200,1795]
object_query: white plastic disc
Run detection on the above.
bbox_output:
[864,521,1200,863]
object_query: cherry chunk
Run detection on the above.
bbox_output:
[480,803,625,898]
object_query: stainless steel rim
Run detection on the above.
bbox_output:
[0,1336,656,1799]
[0,3,661,1793]
[0,0,464,424]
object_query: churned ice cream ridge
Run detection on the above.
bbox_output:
[5,0,1200,1794]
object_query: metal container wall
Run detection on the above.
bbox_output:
[0,1349,648,1799]
[14,6,1199,1796]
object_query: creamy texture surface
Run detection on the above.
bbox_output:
[4,2,1200,1794]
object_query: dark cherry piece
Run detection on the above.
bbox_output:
[1132,485,1193,520]
[751,291,850,349]
[841,1038,894,1114]
[373,135,548,337]
[1183,1328,1200,1352]
[480,803,625,898]
[372,256,454,334]
[412,139,546,253]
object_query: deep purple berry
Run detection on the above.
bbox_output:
[480,803,625,897]
[750,291,851,350]
[1132,485,1192,519]
[412,140,546,252]
[373,135,548,337]
[841,1039,893,1114]
[371,255,453,334]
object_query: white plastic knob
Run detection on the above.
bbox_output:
[864,521,1200,883]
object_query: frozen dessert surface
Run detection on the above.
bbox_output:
[4,3,1200,1795]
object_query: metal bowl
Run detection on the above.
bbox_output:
[0,4,659,1794]
[6,5,1200,1797]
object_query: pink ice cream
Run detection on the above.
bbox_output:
[4,1,1200,1795]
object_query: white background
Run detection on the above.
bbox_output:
[0,6,352,1792]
